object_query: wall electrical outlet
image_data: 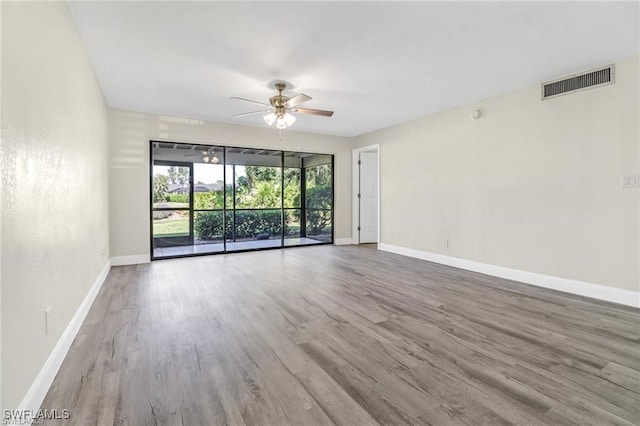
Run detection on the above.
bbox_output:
[45,307,52,335]
[442,237,449,248]
[621,175,639,188]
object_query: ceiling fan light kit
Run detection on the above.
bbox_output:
[232,82,334,130]
[200,148,220,164]
[263,112,276,126]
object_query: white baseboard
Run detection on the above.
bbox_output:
[334,238,354,246]
[111,254,150,266]
[17,260,112,418]
[379,243,639,308]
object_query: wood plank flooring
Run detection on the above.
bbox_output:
[41,245,640,425]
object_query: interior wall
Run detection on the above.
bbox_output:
[353,55,639,292]
[1,2,110,409]
[109,110,352,259]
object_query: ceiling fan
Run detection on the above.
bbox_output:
[231,82,334,129]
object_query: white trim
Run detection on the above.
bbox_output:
[380,243,640,308]
[334,238,354,246]
[352,144,381,246]
[17,260,112,418]
[111,254,150,266]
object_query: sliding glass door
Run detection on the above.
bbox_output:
[304,155,333,243]
[192,148,225,252]
[283,165,302,245]
[150,141,333,259]
[225,147,283,251]
[152,161,193,248]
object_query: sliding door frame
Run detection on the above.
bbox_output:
[150,140,334,260]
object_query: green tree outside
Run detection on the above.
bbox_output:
[152,174,169,203]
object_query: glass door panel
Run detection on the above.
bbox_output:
[192,161,225,251]
[283,166,301,242]
[152,162,192,250]
[304,156,333,244]
[226,147,283,251]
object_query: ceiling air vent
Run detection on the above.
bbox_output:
[541,64,614,100]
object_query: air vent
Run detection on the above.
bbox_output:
[542,65,614,100]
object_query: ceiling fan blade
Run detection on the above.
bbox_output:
[231,97,271,107]
[293,108,334,117]
[232,110,270,117]
[284,93,312,108]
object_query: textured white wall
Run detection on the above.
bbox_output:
[109,110,353,259]
[353,56,639,292]
[1,2,109,409]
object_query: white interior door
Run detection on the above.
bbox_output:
[359,152,378,243]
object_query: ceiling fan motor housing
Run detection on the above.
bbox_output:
[270,83,288,114]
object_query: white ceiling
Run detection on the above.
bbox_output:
[69,1,639,137]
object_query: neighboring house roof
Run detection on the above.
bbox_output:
[168,182,223,193]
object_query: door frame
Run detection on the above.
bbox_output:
[352,144,380,247]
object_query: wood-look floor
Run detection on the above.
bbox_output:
[41,245,640,425]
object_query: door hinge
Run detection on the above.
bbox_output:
[357,193,361,198]
[358,226,361,231]
[358,160,361,165]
